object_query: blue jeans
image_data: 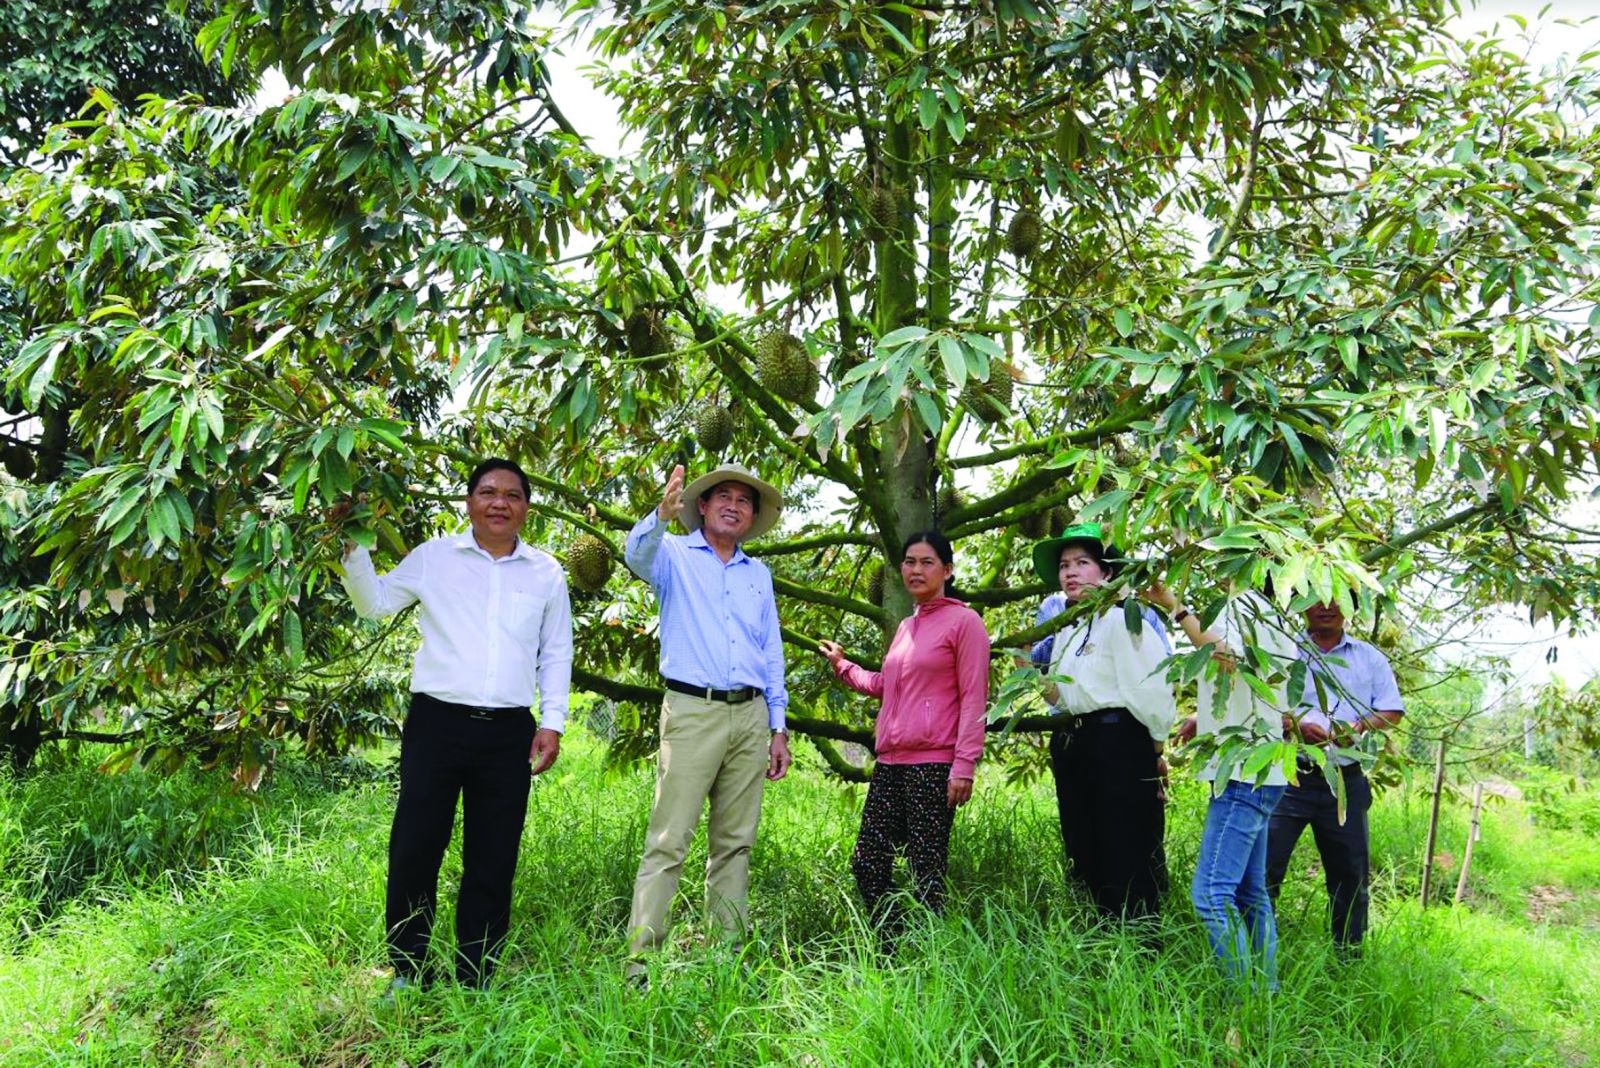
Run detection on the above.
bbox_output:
[1191,780,1286,989]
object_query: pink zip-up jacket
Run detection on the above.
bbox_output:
[834,596,991,780]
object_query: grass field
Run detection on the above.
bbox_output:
[1,732,1596,1065]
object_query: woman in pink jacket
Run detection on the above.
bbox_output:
[818,530,991,942]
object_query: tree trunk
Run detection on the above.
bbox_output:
[0,710,43,774]
[870,66,931,634]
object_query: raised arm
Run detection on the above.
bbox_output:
[623,464,685,584]
[340,542,425,619]
[817,639,886,699]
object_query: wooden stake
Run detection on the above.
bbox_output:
[1454,781,1485,906]
[1420,738,1448,908]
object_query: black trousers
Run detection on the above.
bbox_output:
[387,693,534,986]
[1265,762,1372,947]
[1048,711,1165,920]
[850,762,955,937]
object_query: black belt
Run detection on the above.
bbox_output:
[413,692,527,721]
[1072,706,1128,726]
[664,678,758,704]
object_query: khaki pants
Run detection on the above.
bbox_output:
[627,691,769,954]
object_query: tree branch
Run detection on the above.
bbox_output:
[756,529,883,556]
[1360,501,1498,565]
[805,733,872,781]
[1207,96,1267,262]
[774,575,886,624]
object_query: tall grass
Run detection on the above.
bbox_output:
[0,733,1595,1065]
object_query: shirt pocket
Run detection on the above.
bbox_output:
[504,590,546,646]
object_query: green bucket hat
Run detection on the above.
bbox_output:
[1031,522,1128,586]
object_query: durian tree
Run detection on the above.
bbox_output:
[3,0,1600,779]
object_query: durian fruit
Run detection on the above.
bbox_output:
[1007,209,1043,260]
[1017,508,1049,539]
[960,365,1016,423]
[935,484,964,520]
[1048,504,1072,536]
[694,403,735,454]
[568,533,613,592]
[866,564,885,606]
[853,174,898,238]
[625,309,671,368]
[756,331,819,404]
[868,185,897,236]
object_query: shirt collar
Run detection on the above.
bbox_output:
[451,531,536,562]
[686,526,748,564]
[1301,632,1355,657]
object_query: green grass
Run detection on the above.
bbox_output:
[1,735,1596,1065]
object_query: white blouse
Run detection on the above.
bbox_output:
[1194,592,1298,785]
[1049,602,1177,743]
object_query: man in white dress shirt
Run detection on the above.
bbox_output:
[341,458,573,991]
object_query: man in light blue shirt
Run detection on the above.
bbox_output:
[1266,599,1404,950]
[623,462,791,976]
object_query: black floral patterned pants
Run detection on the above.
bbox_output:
[850,761,955,939]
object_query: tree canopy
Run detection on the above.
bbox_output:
[0,0,250,165]
[2,0,1598,780]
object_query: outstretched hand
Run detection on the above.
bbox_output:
[816,639,847,668]
[1143,577,1178,613]
[658,464,685,522]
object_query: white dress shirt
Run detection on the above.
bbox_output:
[341,533,573,732]
[1049,602,1178,743]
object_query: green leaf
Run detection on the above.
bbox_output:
[283,607,304,667]
[878,325,928,349]
[937,335,967,388]
[1079,488,1131,520]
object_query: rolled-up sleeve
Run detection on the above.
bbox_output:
[950,613,992,780]
[624,511,669,587]
[1367,649,1405,716]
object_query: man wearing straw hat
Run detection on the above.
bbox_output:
[623,462,791,976]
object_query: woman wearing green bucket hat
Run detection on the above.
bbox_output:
[1030,523,1177,922]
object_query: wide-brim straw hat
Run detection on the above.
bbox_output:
[1031,522,1128,586]
[679,464,784,540]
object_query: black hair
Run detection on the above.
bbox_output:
[467,457,531,499]
[900,529,953,565]
[700,479,760,515]
[900,529,965,600]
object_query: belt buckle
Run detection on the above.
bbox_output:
[469,706,494,721]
